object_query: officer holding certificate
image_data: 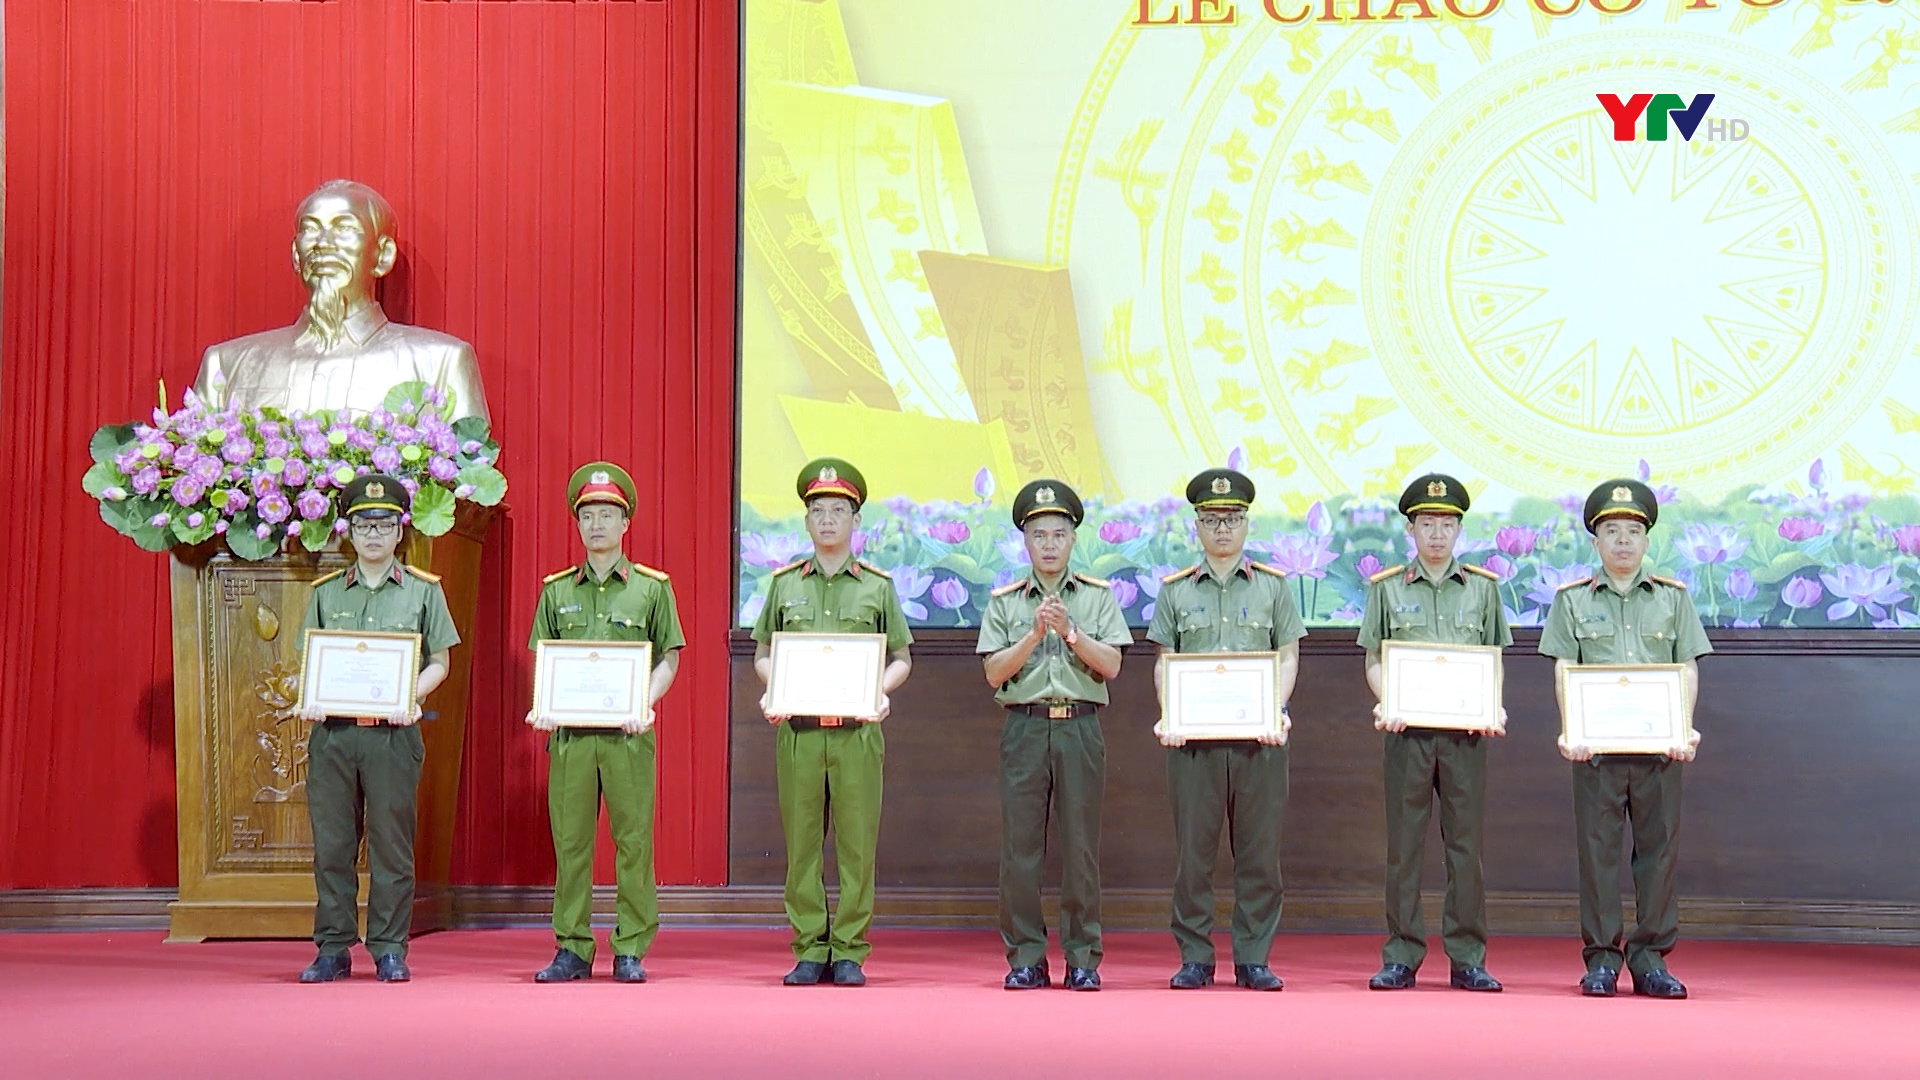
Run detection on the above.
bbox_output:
[978,480,1132,992]
[525,462,685,984]
[751,458,913,988]
[1146,469,1302,992]
[1539,479,1709,1000]
[295,473,459,984]
[1358,474,1509,994]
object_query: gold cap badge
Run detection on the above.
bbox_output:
[1427,479,1446,498]
[1611,485,1633,503]
[366,481,385,499]
[1211,477,1231,495]
[590,470,609,485]
[1036,486,1056,504]
[819,466,838,483]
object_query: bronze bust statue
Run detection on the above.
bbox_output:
[192,180,489,423]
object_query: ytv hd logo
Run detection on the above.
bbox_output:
[1597,94,1749,143]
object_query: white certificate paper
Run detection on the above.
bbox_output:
[1561,664,1691,754]
[767,632,887,719]
[1380,641,1503,731]
[298,630,421,718]
[1160,653,1282,741]
[534,640,653,729]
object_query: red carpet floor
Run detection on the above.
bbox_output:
[2,928,1916,1078]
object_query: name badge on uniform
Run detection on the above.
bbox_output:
[329,610,357,620]
[556,604,583,615]
[1580,613,1608,624]
[1392,603,1422,614]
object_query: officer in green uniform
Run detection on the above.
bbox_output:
[751,458,913,987]
[978,479,1132,992]
[1539,479,1707,1000]
[525,462,685,985]
[294,473,460,984]
[1146,468,1303,992]
[1359,473,1509,994]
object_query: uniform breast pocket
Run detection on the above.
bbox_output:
[1574,619,1616,642]
[845,598,883,631]
[1236,611,1274,649]
[606,615,648,642]
[777,599,817,630]
[1177,606,1214,635]
[1638,607,1678,648]
[1388,607,1429,632]
[378,616,420,635]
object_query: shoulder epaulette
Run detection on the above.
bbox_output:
[1368,564,1406,583]
[770,559,807,576]
[991,580,1027,597]
[542,567,576,585]
[1162,565,1200,584]
[858,560,891,579]
[1074,572,1111,588]
[1251,561,1287,578]
[1650,575,1688,591]
[632,561,670,581]
[311,568,347,587]
[403,564,442,584]
[1556,576,1594,592]
[1463,563,1500,580]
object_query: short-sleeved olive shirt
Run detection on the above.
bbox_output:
[976,572,1134,706]
[528,557,685,661]
[750,556,914,653]
[1538,567,1711,665]
[1356,560,1512,652]
[302,561,461,668]
[1146,559,1306,655]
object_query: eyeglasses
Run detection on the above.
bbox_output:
[806,504,855,521]
[350,521,401,538]
[1197,514,1246,531]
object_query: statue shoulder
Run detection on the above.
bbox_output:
[385,322,473,353]
[1368,564,1406,584]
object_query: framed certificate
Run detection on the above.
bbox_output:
[533,640,654,729]
[1560,664,1692,755]
[767,632,887,719]
[297,630,421,719]
[1379,641,1503,731]
[1158,652,1283,742]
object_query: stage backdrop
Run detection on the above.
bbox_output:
[740,0,1920,631]
[0,0,737,890]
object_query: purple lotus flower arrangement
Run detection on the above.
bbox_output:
[84,380,505,561]
[732,457,1920,630]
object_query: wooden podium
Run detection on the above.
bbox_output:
[164,503,495,942]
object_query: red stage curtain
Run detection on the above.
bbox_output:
[0,0,738,889]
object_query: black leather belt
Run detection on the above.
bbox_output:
[1007,702,1098,720]
[324,716,397,728]
[786,716,857,731]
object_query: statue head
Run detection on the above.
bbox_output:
[290,180,399,348]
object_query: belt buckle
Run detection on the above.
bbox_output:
[355,716,378,727]
[1047,704,1070,720]
[819,716,845,728]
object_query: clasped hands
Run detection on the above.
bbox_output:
[1372,702,1506,738]
[1559,729,1701,764]
[1154,710,1291,749]
[757,691,890,726]
[523,707,656,735]
[1028,596,1072,643]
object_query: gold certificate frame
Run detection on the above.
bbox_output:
[1158,651,1283,742]
[1560,664,1692,755]
[533,640,653,729]
[297,629,421,719]
[1380,641,1503,731]
[767,632,887,719]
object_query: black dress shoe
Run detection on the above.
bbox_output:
[374,954,411,983]
[298,953,352,983]
[1233,964,1283,991]
[612,956,647,984]
[1632,969,1688,999]
[1004,964,1050,990]
[1065,967,1101,991]
[1369,963,1416,990]
[1580,967,1619,997]
[783,960,828,986]
[831,959,866,987]
[1450,966,1503,992]
[534,949,592,983]
[1169,962,1215,989]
